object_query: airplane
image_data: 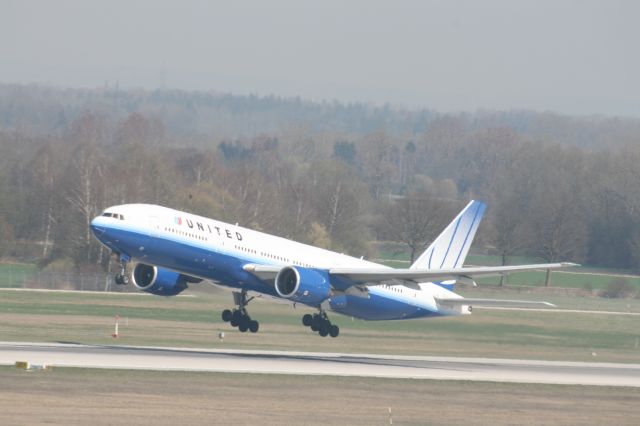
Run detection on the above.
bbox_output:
[90,200,576,338]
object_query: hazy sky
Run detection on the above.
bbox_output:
[1,0,638,116]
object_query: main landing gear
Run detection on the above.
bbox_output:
[114,255,130,285]
[221,290,259,333]
[302,311,339,337]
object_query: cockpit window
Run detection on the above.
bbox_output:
[102,212,124,220]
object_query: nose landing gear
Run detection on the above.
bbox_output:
[221,290,260,333]
[114,254,130,285]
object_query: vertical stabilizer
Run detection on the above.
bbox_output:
[410,200,486,270]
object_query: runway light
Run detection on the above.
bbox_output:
[15,361,50,371]
[15,361,29,369]
[112,314,120,338]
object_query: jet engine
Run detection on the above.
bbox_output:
[131,263,189,296]
[274,266,331,305]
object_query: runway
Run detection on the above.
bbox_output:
[1,341,639,387]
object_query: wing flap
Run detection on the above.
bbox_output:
[242,264,280,281]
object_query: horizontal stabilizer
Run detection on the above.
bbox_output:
[435,297,556,307]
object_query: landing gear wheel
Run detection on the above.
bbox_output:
[306,311,340,338]
[230,309,240,327]
[302,314,313,327]
[221,309,232,322]
[114,274,129,285]
[223,291,261,334]
[329,325,340,338]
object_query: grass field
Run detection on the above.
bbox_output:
[1,288,639,363]
[0,366,638,426]
[0,263,37,288]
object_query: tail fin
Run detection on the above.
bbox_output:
[410,200,486,270]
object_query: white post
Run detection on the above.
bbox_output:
[112,314,120,338]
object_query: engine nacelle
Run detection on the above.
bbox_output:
[274,266,331,305]
[131,263,188,296]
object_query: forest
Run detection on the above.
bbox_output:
[1,83,639,272]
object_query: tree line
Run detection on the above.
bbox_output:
[0,84,639,272]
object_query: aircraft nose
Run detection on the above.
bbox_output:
[90,217,105,237]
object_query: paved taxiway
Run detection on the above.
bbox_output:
[1,341,638,387]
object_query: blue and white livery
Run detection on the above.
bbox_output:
[90,201,575,337]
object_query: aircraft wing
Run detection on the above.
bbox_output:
[328,262,578,285]
[434,297,556,307]
[243,262,578,287]
[243,264,281,281]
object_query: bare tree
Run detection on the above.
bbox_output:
[312,162,370,253]
[380,194,452,263]
[525,147,589,263]
[360,131,395,201]
[27,144,62,259]
[64,145,105,263]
